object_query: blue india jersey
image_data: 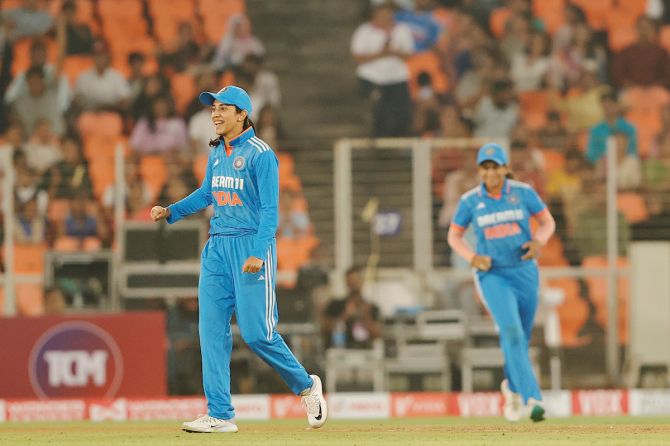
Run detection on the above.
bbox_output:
[167,127,278,259]
[452,179,547,268]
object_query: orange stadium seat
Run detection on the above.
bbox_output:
[13,244,46,274]
[582,256,629,344]
[277,152,295,177]
[199,0,245,41]
[550,277,590,347]
[622,86,670,157]
[89,159,116,199]
[406,51,449,98]
[171,72,197,114]
[54,236,80,251]
[78,112,124,138]
[16,283,44,316]
[660,26,670,53]
[540,149,566,173]
[489,7,511,39]
[63,55,95,86]
[148,0,196,20]
[98,0,143,18]
[140,155,168,201]
[532,0,565,35]
[606,6,639,51]
[617,192,648,224]
[571,0,611,30]
[519,91,550,130]
[102,17,149,42]
[193,153,208,182]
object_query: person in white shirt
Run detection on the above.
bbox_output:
[351,2,415,137]
[510,31,551,92]
[74,41,130,111]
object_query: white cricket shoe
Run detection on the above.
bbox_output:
[301,374,328,428]
[182,414,239,433]
[501,379,523,422]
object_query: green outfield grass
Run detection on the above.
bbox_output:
[1,417,669,446]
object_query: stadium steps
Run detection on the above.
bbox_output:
[247,0,372,265]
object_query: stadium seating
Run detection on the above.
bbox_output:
[531,0,565,35]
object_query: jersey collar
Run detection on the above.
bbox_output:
[479,178,510,200]
[227,127,255,147]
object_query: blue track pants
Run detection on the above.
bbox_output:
[474,262,542,403]
[198,234,312,420]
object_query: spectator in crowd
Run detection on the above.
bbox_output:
[126,181,153,221]
[13,197,46,245]
[2,0,53,41]
[510,30,551,92]
[613,133,642,191]
[473,78,518,138]
[127,52,147,102]
[322,266,381,350]
[552,3,587,53]
[394,0,442,52]
[438,147,478,228]
[0,122,25,173]
[24,119,61,174]
[413,71,442,135]
[556,63,606,132]
[613,16,670,89]
[536,111,570,149]
[60,191,107,247]
[437,103,472,138]
[102,159,151,216]
[500,12,531,62]
[546,148,585,234]
[278,189,311,239]
[631,190,670,241]
[238,54,281,121]
[351,2,414,137]
[211,14,265,72]
[553,22,607,88]
[508,139,545,195]
[255,104,284,149]
[132,72,172,120]
[454,49,506,112]
[9,66,65,136]
[43,286,67,315]
[586,92,637,164]
[184,70,218,119]
[4,39,70,112]
[74,41,131,111]
[571,176,630,259]
[45,134,92,199]
[58,0,94,55]
[130,96,188,154]
[14,166,48,216]
[157,176,191,208]
[158,22,203,73]
[188,105,215,155]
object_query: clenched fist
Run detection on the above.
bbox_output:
[150,206,170,222]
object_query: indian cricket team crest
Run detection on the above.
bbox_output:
[508,194,520,204]
[233,156,246,170]
[486,147,495,155]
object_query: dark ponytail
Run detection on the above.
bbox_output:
[208,106,255,147]
[505,171,515,179]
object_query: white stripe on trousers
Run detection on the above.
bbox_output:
[265,247,276,341]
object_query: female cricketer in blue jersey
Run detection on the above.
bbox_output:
[150,86,327,433]
[448,143,555,423]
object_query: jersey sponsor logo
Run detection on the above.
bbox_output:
[233,156,245,170]
[211,175,244,190]
[483,222,521,240]
[476,209,524,227]
[212,191,243,207]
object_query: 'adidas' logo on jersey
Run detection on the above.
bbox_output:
[476,202,486,210]
[258,275,265,281]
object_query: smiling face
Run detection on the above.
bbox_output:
[211,100,245,138]
[478,161,508,193]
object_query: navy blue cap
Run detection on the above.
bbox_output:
[476,143,508,165]
[198,85,253,115]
